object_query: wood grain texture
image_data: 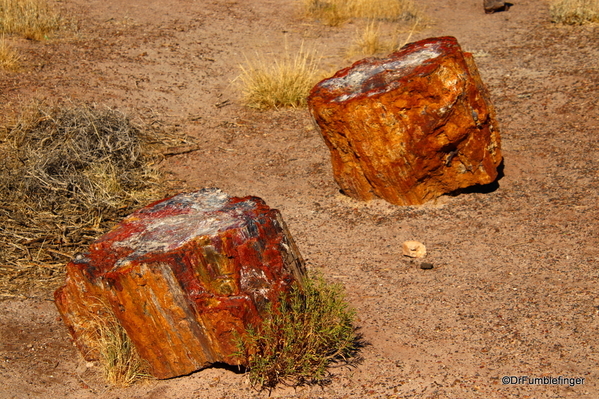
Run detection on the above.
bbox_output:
[308,36,503,205]
[55,188,305,379]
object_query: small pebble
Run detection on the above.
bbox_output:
[420,262,434,270]
[402,240,426,258]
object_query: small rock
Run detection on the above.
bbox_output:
[402,241,427,258]
[420,262,434,270]
[484,0,511,14]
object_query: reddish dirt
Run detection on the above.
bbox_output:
[1,0,599,398]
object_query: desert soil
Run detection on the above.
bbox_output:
[1,0,599,398]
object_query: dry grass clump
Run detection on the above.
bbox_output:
[0,0,60,40]
[346,19,420,58]
[83,299,152,386]
[303,0,424,26]
[0,35,19,70]
[238,45,322,110]
[235,272,359,389]
[347,21,391,57]
[0,103,175,298]
[550,0,599,24]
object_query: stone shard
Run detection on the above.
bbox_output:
[308,36,502,206]
[54,188,305,379]
[402,241,427,258]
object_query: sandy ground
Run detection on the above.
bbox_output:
[1,0,599,398]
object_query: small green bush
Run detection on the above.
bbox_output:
[235,272,358,389]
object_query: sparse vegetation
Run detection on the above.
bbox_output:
[83,299,153,386]
[550,0,599,24]
[346,19,420,59]
[1,104,161,211]
[347,21,390,57]
[235,272,359,389]
[0,0,60,40]
[238,44,322,109]
[0,103,180,298]
[0,35,19,70]
[302,0,424,26]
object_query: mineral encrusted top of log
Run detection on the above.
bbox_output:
[84,188,274,272]
[315,38,451,103]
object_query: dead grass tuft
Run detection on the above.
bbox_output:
[303,0,348,26]
[0,0,60,40]
[238,44,322,110]
[83,299,153,386]
[0,35,19,70]
[302,0,424,26]
[550,0,599,24]
[235,272,360,389]
[346,19,421,59]
[347,21,389,57]
[0,103,187,299]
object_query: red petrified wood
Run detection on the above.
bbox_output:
[54,188,305,379]
[308,36,503,206]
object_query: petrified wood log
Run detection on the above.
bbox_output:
[54,188,305,379]
[308,36,502,206]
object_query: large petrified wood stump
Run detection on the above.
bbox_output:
[308,36,502,206]
[54,188,305,379]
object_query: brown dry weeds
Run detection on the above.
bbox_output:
[0,103,190,298]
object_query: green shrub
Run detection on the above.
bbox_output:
[235,272,359,389]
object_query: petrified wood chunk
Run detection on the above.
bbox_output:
[54,188,305,379]
[308,36,502,206]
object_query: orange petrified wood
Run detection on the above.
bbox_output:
[308,36,502,205]
[54,188,305,379]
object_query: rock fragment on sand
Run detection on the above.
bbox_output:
[484,0,512,14]
[402,241,427,258]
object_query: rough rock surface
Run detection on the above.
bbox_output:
[54,188,305,379]
[484,0,511,14]
[402,241,427,258]
[308,36,503,206]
